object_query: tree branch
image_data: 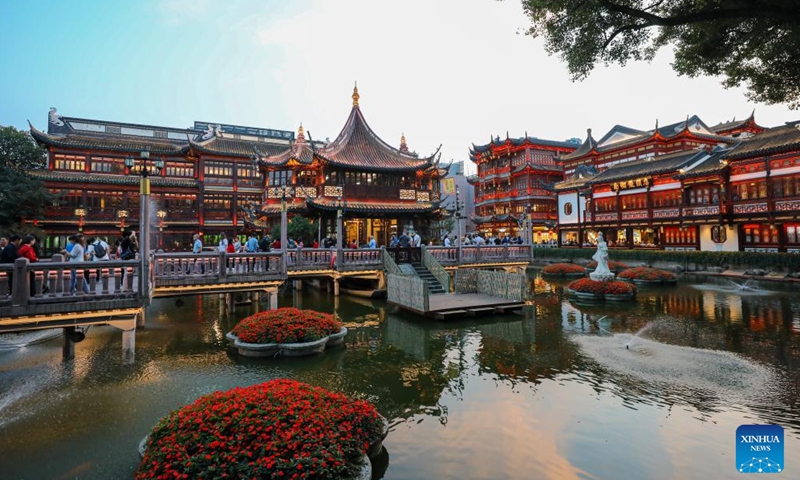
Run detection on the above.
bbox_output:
[597,0,799,27]
[601,22,650,52]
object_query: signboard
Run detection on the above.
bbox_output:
[442,178,456,195]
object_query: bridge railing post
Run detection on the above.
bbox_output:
[336,248,342,270]
[219,252,227,281]
[11,257,29,307]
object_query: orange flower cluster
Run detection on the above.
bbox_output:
[542,263,586,275]
[231,308,342,344]
[617,267,677,282]
[567,278,636,295]
[137,379,384,480]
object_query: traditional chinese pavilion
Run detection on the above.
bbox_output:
[551,112,800,253]
[29,109,293,254]
[467,135,577,242]
[243,86,446,246]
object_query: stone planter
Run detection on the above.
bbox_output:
[568,289,604,301]
[358,453,372,480]
[277,336,329,357]
[138,435,148,459]
[368,415,390,458]
[605,293,635,301]
[326,326,348,347]
[227,328,349,358]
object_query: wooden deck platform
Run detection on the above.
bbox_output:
[391,293,524,320]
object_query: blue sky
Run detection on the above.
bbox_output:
[2,0,796,171]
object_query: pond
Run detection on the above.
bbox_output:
[1,273,799,479]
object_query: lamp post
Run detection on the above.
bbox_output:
[157,210,167,249]
[124,147,163,303]
[279,182,293,275]
[118,209,129,233]
[455,186,463,262]
[74,207,87,233]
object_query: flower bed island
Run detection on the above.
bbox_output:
[136,379,388,480]
[566,278,637,301]
[226,308,347,357]
[542,263,586,277]
[617,267,678,285]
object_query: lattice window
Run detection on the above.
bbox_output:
[400,189,415,200]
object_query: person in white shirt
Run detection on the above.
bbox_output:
[474,234,485,246]
[411,230,421,248]
[444,236,451,247]
[369,236,377,249]
[233,237,242,253]
[87,237,110,261]
[218,233,228,253]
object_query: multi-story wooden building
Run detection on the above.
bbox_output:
[29,108,294,254]
[467,135,578,242]
[243,86,446,247]
[554,113,800,252]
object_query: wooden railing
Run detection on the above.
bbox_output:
[153,252,284,286]
[426,245,533,265]
[0,256,143,318]
[422,248,451,292]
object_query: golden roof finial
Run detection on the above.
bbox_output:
[352,81,360,107]
[400,132,408,152]
[296,123,306,143]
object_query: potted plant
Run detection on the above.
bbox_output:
[542,263,586,277]
[226,308,347,357]
[136,379,387,480]
[617,267,678,285]
[566,278,637,301]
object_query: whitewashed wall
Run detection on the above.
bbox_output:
[699,225,739,252]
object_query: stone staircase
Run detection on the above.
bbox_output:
[410,262,447,294]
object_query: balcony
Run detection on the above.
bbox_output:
[732,202,768,215]
[594,212,618,222]
[682,205,720,217]
[620,209,649,220]
[775,199,800,212]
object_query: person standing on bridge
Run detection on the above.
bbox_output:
[218,233,228,253]
[192,234,203,254]
[1,235,20,294]
[369,236,376,249]
[411,230,421,248]
[63,236,89,294]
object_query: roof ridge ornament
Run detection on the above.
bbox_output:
[49,107,65,127]
[399,132,408,152]
[297,123,306,144]
[352,82,360,107]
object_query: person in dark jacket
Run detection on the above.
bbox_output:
[1,235,22,294]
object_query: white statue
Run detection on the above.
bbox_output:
[49,107,65,127]
[201,124,216,140]
[589,232,615,282]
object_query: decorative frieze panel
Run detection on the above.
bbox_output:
[417,191,430,202]
[775,200,800,212]
[682,206,719,217]
[267,188,282,199]
[399,189,416,200]
[621,210,648,220]
[594,212,618,222]
[652,208,680,218]
[431,192,440,202]
[324,186,343,197]
[733,202,768,214]
[294,187,317,198]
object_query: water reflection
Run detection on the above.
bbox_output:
[0,273,799,479]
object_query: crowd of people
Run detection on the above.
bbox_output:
[0,231,140,294]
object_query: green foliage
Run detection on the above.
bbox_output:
[271,215,319,244]
[517,0,800,107]
[0,126,54,231]
[533,248,800,272]
[432,216,456,242]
